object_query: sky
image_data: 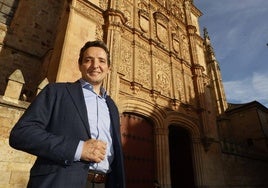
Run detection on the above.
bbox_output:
[194,0,268,107]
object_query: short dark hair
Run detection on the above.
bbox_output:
[78,40,110,66]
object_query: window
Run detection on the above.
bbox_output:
[0,0,18,25]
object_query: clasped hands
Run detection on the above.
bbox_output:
[81,139,107,163]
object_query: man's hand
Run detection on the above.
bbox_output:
[81,139,107,163]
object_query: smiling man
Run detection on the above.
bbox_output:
[9,41,126,188]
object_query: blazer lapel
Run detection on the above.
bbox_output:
[66,81,91,137]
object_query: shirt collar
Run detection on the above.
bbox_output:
[79,78,107,98]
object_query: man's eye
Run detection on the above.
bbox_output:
[99,59,106,63]
[84,58,92,63]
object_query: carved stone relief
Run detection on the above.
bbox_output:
[171,33,181,56]
[170,1,185,22]
[156,71,169,91]
[173,62,185,102]
[119,38,133,80]
[118,0,192,103]
[122,1,132,27]
[137,1,150,36]
[136,48,151,88]
[123,10,131,27]
[75,1,104,39]
[153,12,168,44]
[122,29,132,41]
[185,73,195,104]
[139,10,149,33]
[95,24,103,40]
[181,34,191,62]
[99,0,108,10]
[153,57,171,97]
[156,23,168,43]
[156,0,166,7]
[134,39,150,51]
[75,2,102,22]
[138,0,149,11]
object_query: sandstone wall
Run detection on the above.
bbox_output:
[0,97,35,188]
[0,0,66,100]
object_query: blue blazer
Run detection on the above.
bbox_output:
[9,81,125,188]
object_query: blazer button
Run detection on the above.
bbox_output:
[64,160,71,165]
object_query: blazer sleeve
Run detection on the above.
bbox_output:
[9,83,80,166]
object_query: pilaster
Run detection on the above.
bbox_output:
[192,136,206,187]
[104,8,127,101]
[155,127,171,188]
[203,28,228,115]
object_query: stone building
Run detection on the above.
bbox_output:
[0,0,267,187]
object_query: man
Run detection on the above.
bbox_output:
[9,40,125,188]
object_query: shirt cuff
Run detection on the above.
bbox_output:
[74,140,84,161]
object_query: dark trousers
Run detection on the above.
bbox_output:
[85,182,105,188]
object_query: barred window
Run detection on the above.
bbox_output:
[0,0,18,25]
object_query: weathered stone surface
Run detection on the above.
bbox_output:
[0,0,267,188]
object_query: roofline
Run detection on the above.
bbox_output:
[226,100,268,113]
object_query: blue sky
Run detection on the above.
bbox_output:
[195,0,268,107]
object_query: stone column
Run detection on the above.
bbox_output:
[104,8,127,101]
[192,137,206,187]
[155,127,171,188]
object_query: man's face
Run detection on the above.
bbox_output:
[79,47,110,87]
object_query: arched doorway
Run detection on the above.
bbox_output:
[169,125,195,188]
[120,113,155,188]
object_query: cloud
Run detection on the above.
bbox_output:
[223,72,268,107]
[197,0,268,83]
[196,0,268,108]
[252,72,268,100]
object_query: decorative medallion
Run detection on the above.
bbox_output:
[172,33,180,53]
[156,71,169,90]
[139,10,149,33]
[153,12,169,43]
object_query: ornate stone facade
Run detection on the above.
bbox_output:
[0,0,267,187]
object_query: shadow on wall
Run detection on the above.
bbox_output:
[0,0,66,102]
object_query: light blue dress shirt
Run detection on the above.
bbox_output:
[75,79,114,173]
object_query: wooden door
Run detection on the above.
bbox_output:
[120,113,155,188]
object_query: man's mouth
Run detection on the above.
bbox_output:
[89,71,100,75]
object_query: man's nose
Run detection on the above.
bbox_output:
[91,59,99,67]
